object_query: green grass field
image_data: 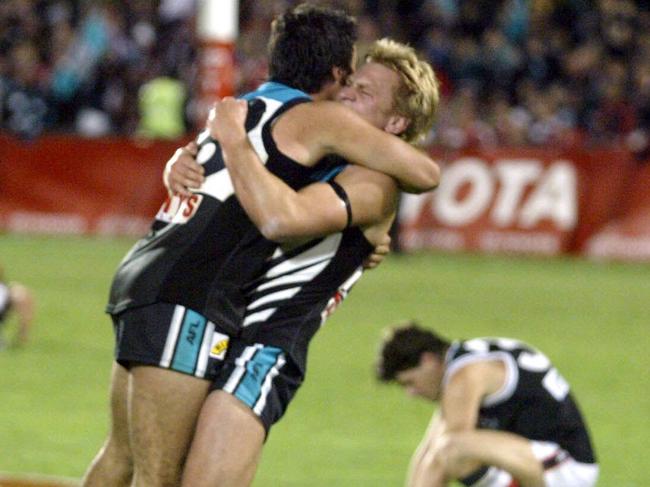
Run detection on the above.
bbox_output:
[0,234,648,486]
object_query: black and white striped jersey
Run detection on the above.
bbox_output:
[107,82,344,335]
[443,338,597,464]
[239,227,375,374]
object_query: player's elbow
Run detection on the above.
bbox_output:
[259,216,295,242]
[403,159,441,194]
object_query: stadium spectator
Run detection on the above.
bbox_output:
[376,322,599,487]
[0,265,35,349]
[1,41,51,139]
[0,0,648,153]
[136,70,187,139]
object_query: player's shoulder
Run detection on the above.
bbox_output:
[454,337,530,355]
[445,337,525,373]
[274,100,358,150]
[285,100,349,120]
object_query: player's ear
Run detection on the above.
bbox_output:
[385,114,410,137]
[419,351,436,367]
[332,66,349,86]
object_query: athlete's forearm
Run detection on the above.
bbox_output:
[355,144,440,194]
[206,98,301,240]
[220,139,296,239]
[315,104,441,193]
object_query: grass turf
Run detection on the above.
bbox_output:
[0,234,647,486]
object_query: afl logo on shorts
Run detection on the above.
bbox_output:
[209,332,229,360]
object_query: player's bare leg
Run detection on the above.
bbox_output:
[82,362,132,487]
[432,430,544,487]
[129,365,211,487]
[9,283,34,346]
[181,391,265,487]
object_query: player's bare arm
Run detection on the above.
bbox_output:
[439,364,489,432]
[407,411,444,487]
[420,362,544,487]
[210,98,398,242]
[408,365,491,487]
[273,100,440,193]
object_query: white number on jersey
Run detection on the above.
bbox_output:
[517,348,570,400]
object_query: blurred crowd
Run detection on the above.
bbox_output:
[1,0,649,157]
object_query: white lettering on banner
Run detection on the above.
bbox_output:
[519,160,576,230]
[399,158,578,231]
[434,157,494,226]
[7,211,87,234]
[493,160,542,226]
[586,233,650,260]
[399,192,431,223]
[400,228,465,251]
[479,231,561,254]
[96,215,151,236]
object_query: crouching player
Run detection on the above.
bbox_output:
[377,322,599,487]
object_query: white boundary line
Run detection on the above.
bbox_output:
[0,472,79,486]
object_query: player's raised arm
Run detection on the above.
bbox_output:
[209,98,397,242]
[406,411,445,487]
[280,101,440,194]
[208,98,397,241]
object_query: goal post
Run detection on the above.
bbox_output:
[195,0,239,125]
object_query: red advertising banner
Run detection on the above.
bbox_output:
[583,161,650,261]
[2,134,649,261]
[0,134,186,236]
[398,147,634,256]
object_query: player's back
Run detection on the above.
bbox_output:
[445,337,597,464]
[238,225,375,374]
[107,82,341,336]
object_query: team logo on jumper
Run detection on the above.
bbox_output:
[209,332,229,360]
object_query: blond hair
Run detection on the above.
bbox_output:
[366,38,440,144]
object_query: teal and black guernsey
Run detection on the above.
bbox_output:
[107,82,347,335]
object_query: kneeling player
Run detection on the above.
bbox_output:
[377,322,599,487]
[0,266,34,349]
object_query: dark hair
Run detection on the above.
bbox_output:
[267,3,357,94]
[377,321,451,382]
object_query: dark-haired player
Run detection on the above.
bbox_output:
[83,4,440,487]
[377,322,598,487]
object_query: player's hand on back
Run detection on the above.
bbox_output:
[208,97,249,149]
[163,142,204,197]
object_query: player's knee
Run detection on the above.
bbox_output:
[104,437,133,473]
[182,453,257,487]
[83,439,133,487]
[10,284,34,310]
[136,460,182,487]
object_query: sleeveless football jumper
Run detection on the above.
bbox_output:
[107,82,343,336]
[445,337,597,466]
